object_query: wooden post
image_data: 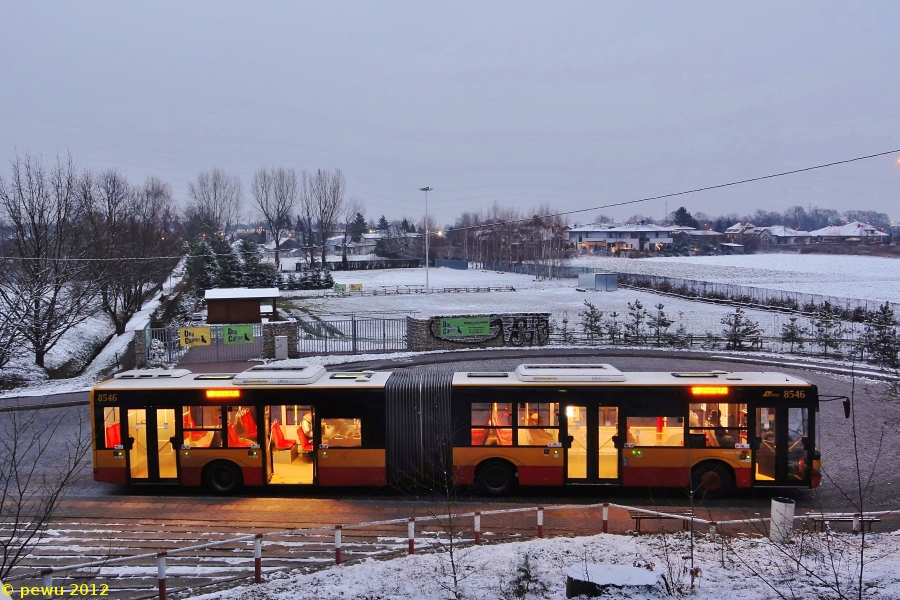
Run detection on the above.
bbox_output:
[474,511,481,545]
[254,533,263,583]
[408,518,416,554]
[157,551,167,600]
[602,503,609,534]
[335,525,342,564]
[537,507,544,538]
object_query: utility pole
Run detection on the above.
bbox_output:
[419,187,433,293]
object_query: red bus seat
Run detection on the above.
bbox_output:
[296,427,314,452]
[228,423,252,448]
[105,422,121,447]
[183,412,207,441]
[271,420,296,450]
[239,410,258,437]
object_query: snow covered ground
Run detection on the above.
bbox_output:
[190,531,900,600]
[571,254,900,302]
[288,266,815,340]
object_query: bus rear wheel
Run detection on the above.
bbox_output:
[204,461,243,495]
[476,459,517,496]
[692,462,734,499]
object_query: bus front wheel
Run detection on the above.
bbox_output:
[204,461,243,495]
[476,459,517,496]
[691,461,734,499]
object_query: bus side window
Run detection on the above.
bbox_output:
[102,407,121,448]
[321,418,362,448]
[183,406,223,448]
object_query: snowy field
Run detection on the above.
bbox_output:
[289,267,808,339]
[191,531,900,600]
[570,254,900,302]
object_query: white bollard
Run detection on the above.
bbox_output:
[770,497,795,543]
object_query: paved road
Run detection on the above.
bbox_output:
[4,352,898,599]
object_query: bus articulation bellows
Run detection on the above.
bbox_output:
[90,363,820,497]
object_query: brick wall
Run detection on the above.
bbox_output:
[262,321,300,359]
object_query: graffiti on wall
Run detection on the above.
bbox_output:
[428,313,550,347]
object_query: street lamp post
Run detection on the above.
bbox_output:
[419,187,433,293]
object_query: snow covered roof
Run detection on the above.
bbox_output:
[724,222,754,233]
[808,221,890,237]
[608,224,677,233]
[758,226,811,237]
[678,229,722,237]
[204,288,281,300]
[568,224,618,233]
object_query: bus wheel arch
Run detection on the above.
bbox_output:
[475,458,518,496]
[203,460,243,495]
[691,460,735,498]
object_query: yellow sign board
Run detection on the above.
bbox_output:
[180,327,211,347]
[349,283,363,292]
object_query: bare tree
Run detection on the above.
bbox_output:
[0,152,98,367]
[0,407,91,579]
[252,167,298,270]
[87,172,181,334]
[185,167,243,238]
[339,198,364,270]
[297,171,318,267]
[310,168,345,267]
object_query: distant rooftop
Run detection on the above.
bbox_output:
[205,288,281,300]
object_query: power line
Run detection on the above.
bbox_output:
[446,148,900,232]
[1,148,896,262]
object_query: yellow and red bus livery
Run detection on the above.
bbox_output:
[90,363,820,497]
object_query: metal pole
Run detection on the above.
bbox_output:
[335,525,342,564]
[41,570,53,599]
[474,511,481,545]
[408,517,416,554]
[602,503,609,533]
[420,187,432,293]
[254,533,263,583]
[157,551,167,600]
[537,506,544,538]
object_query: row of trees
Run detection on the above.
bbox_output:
[0,153,181,367]
[564,299,900,367]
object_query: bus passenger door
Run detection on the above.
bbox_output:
[598,406,619,480]
[125,408,178,483]
[753,406,812,486]
[564,405,591,481]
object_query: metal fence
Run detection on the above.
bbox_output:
[145,323,265,365]
[297,317,407,355]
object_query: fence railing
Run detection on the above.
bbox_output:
[12,500,848,600]
[144,323,265,366]
[297,317,407,355]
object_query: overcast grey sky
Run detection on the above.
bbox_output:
[2,2,898,225]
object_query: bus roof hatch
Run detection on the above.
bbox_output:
[232,364,327,385]
[514,364,626,382]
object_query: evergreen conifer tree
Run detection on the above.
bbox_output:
[376,215,389,230]
[604,312,622,345]
[780,316,808,353]
[650,303,674,346]
[186,238,218,292]
[213,238,242,288]
[578,300,604,344]
[812,301,845,356]
[624,300,649,344]
[720,307,762,350]
[862,302,900,368]
[321,268,335,289]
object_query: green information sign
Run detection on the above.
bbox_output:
[224,325,254,345]
[439,317,491,338]
[333,283,347,292]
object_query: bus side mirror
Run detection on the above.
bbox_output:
[842,399,851,419]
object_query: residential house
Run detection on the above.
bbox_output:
[808,222,892,244]
[754,225,812,246]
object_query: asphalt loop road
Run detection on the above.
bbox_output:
[9,353,900,525]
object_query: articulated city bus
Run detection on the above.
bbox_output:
[91,363,820,496]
